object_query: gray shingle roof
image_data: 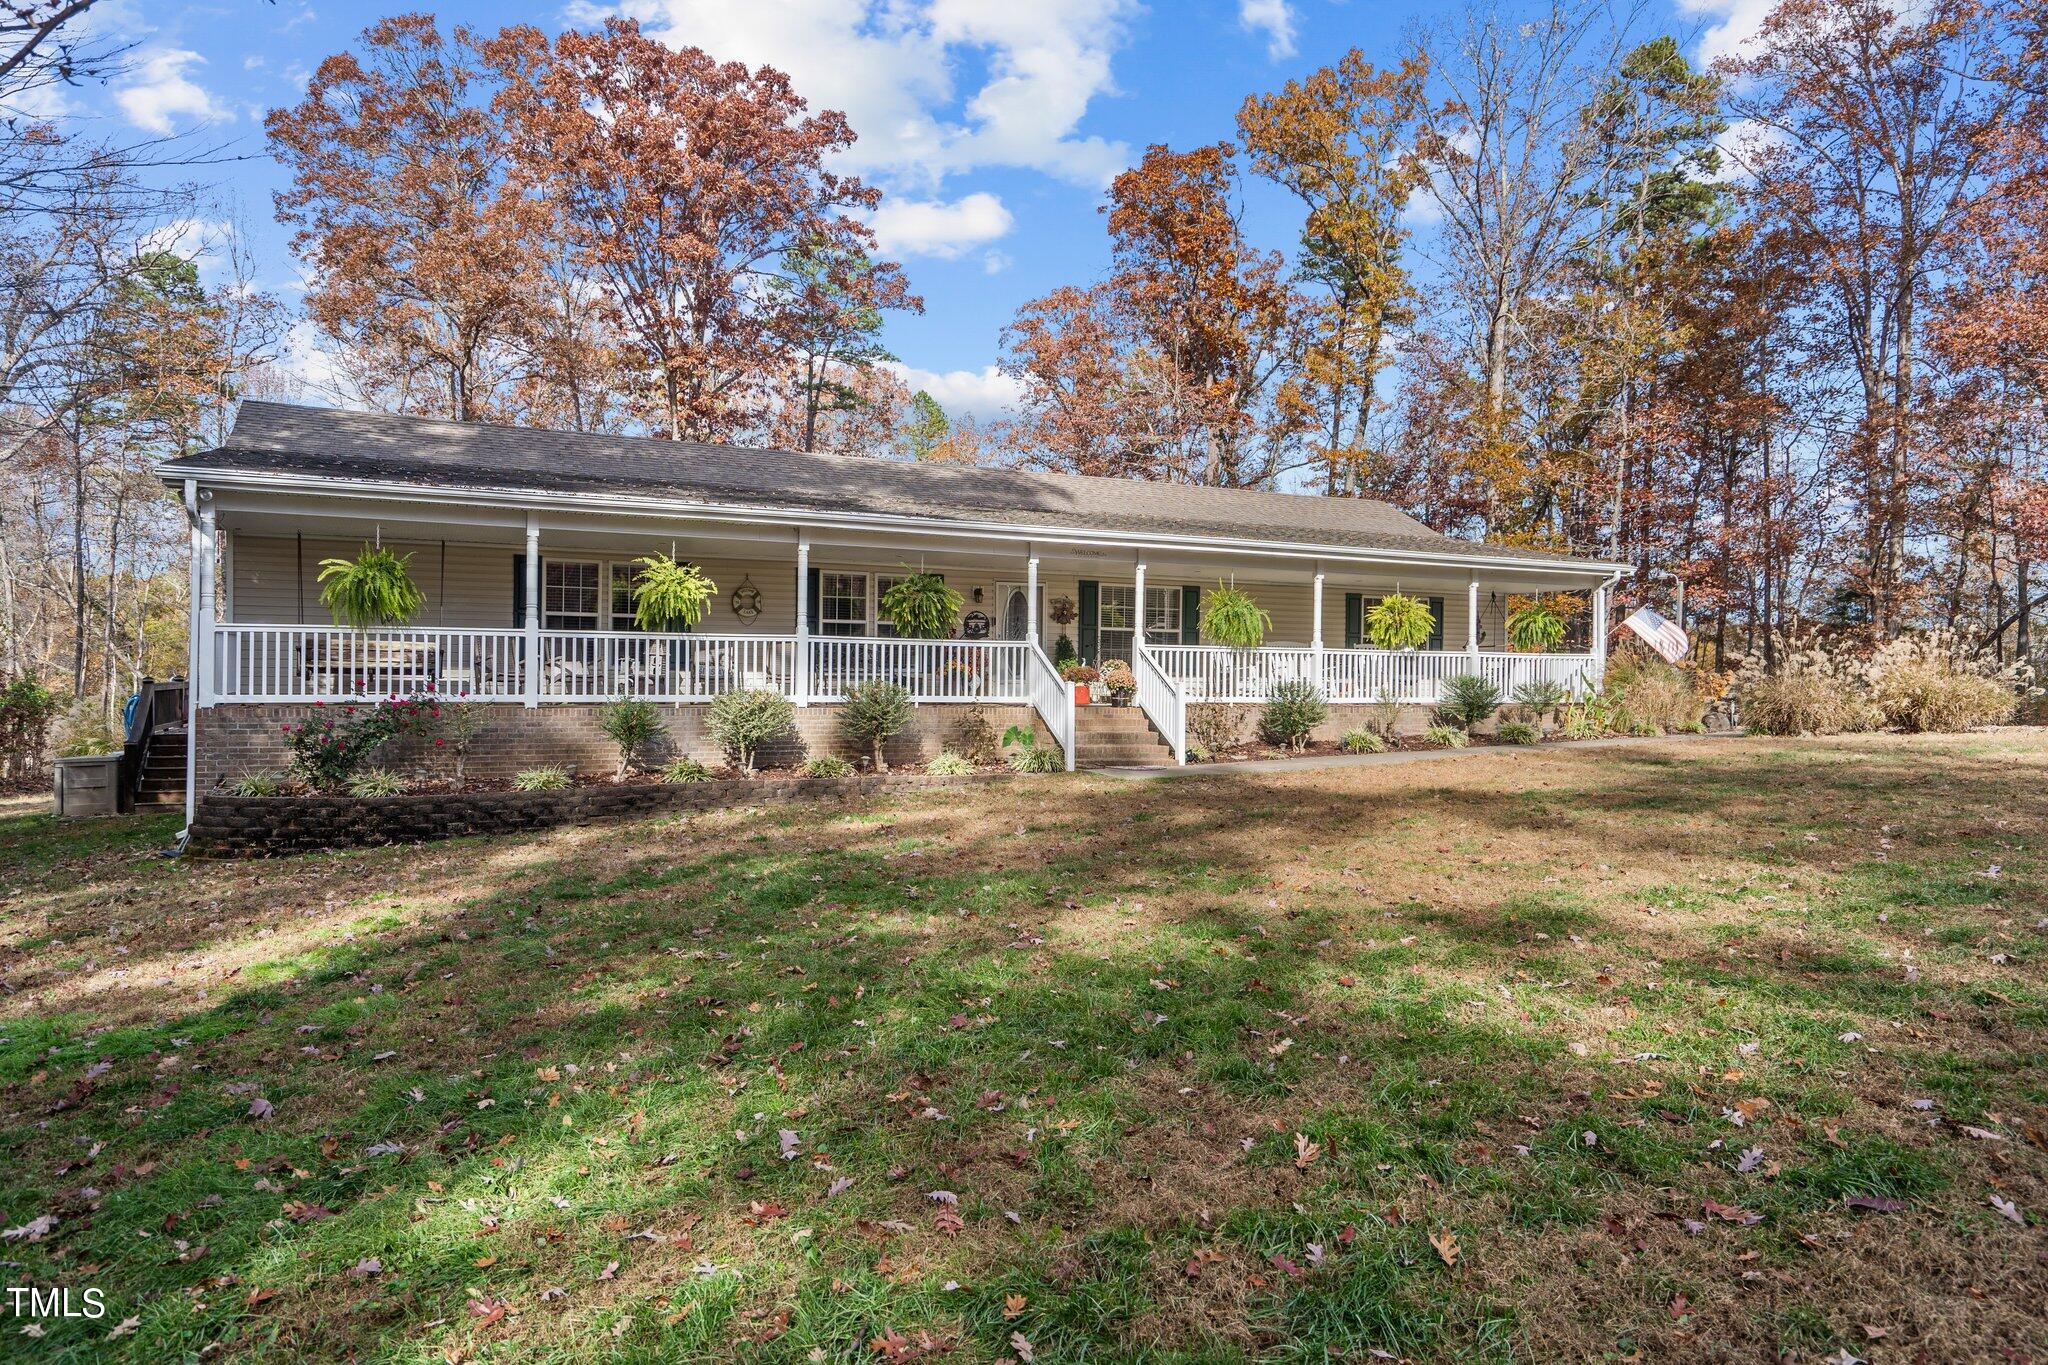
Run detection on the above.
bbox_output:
[162,402,1608,569]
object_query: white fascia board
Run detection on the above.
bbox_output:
[156,464,1633,581]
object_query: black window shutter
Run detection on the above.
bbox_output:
[1181,585,1200,644]
[1428,596,1446,652]
[806,567,821,634]
[1344,593,1363,649]
[512,554,527,627]
[1078,580,1099,663]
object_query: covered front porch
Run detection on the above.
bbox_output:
[188,485,1616,769]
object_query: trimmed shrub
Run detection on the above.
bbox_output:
[800,755,855,778]
[1424,722,1468,748]
[1870,661,2016,733]
[1341,728,1386,754]
[1188,703,1245,754]
[347,768,405,797]
[661,757,711,783]
[839,680,914,772]
[512,766,570,791]
[1437,673,1502,731]
[1260,680,1328,752]
[598,696,663,778]
[1496,720,1541,745]
[927,750,976,776]
[706,687,794,774]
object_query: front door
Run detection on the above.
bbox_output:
[994,582,1034,640]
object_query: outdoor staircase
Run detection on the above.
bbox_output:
[1074,703,1178,769]
[134,726,187,806]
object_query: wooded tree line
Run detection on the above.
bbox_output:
[3,0,2045,751]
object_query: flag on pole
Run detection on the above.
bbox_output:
[1620,605,1689,664]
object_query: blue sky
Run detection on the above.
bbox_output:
[83,0,1756,422]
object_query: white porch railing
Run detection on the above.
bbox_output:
[1132,646,1187,764]
[1147,645,1597,705]
[1026,642,1077,771]
[542,632,797,701]
[212,625,529,702]
[808,637,1031,702]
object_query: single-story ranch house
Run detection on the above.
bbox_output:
[159,402,1626,816]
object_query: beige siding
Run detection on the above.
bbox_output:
[230,536,517,627]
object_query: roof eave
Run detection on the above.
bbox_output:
[156,460,1630,578]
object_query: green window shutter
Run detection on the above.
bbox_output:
[806,567,821,634]
[1181,585,1200,644]
[1344,593,1362,649]
[1078,580,1099,664]
[1428,597,1446,652]
[512,554,527,627]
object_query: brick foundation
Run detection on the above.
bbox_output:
[188,771,1013,858]
[194,701,1044,793]
[1181,701,1454,751]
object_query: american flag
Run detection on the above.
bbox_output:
[1621,606,1690,664]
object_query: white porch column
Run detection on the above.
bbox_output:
[1467,576,1480,659]
[1132,558,1147,653]
[183,481,201,831]
[523,514,541,708]
[1592,582,1610,688]
[794,530,810,706]
[1025,550,1040,649]
[1311,567,1325,690]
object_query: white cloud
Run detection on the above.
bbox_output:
[605,0,1135,187]
[886,362,1024,423]
[116,49,230,133]
[1673,0,1776,67]
[141,217,232,268]
[1238,0,1296,60]
[869,192,1014,258]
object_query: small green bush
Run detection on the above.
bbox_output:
[1341,728,1386,754]
[1260,680,1328,751]
[1512,678,1570,713]
[1438,672,1503,731]
[706,687,794,773]
[661,757,711,783]
[1424,722,1468,748]
[230,770,283,797]
[927,750,976,776]
[598,696,662,778]
[801,754,855,777]
[839,680,914,771]
[1496,720,1541,745]
[1002,724,1063,773]
[513,766,571,791]
[347,768,405,797]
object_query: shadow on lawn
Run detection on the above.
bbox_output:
[0,736,2043,1363]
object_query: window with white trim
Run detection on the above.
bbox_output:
[608,564,639,633]
[818,572,868,636]
[1097,584,1179,662]
[544,560,601,631]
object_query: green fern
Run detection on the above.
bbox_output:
[880,573,962,639]
[632,554,716,632]
[1366,593,1435,651]
[1200,583,1271,649]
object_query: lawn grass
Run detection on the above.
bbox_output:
[2,732,2044,1362]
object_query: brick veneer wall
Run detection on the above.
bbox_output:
[194,701,1045,793]
[190,771,1013,858]
[1183,701,1449,749]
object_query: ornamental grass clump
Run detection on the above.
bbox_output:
[880,573,962,638]
[1366,592,1435,651]
[706,687,794,774]
[839,680,914,771]
[631,554,716,631]
[1259,679,1327,752]
[927,750,975,776]
[1496,720,1541,745]
[317,544,423,628]
[1341,728,1386,754]
[1002,724,1062,773]
[1424,722,1468,748]
[346,768,405,797]
[801,754,855,777]
[1200,582,1271,648]
[512,765,570,791]
[661,757,711,783]
[598,696,663,778]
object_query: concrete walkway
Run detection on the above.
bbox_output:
[1089,731,1735,780]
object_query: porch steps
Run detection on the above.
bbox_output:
[135,727,187,805]
[1073,704,1177,769]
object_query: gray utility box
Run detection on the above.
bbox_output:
[54,753,122,818]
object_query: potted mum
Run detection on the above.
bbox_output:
[1100,659,1136,705]
[1060,662,1099,706]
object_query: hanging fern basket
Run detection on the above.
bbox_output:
[1366,592,1435,651]
[1506,599,1568,653]
[880,573,962,639]
[632,554,716,632]
[1200,582,1271,649]
[317,544,424,629]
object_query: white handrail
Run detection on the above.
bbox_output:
[806,637,1030,703]
[211,625,529,702]
[1026,641,1076,771]
[1132,644,1186,764]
